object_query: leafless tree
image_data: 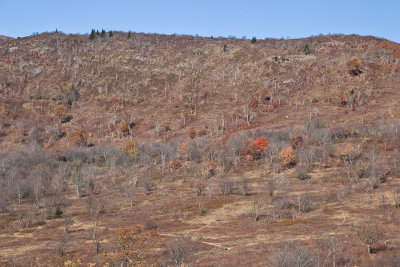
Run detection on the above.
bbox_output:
[359,223,384,254]
[241,177,251,196]
[251,198,263,221]
[169,237,189,266]
[321,235,342,267]
[273,240,318,267]
[218,178,235,196]
[298,194,312,213]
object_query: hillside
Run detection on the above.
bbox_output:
[0,35,13,44]
[1,32,400,266]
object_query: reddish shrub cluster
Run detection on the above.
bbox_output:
[241,137,269,160]
[290,135,303,149]
[170,160,180,169]
[189,128,196,139]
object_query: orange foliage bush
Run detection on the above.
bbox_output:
[120,121,129,137]
[279,146,295,167]
[189,127,196,139]
[177,143,187,155]
[347,58,362,76]
[54,104,68,121]
[123,140,138,158]
[336,143,359,163]
[69,129,89,146]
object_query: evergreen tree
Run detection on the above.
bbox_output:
[251,37,257,44]
[127,31,131,39]
[96,30,100,35]
[304,44,310,55]
[89,29,96,40]
[109,30,113,37]
[101,29,106,38]
[223,44,227,52]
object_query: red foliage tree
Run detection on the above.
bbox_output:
[241,137,269,160]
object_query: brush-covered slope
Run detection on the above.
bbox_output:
[1,32,399,148]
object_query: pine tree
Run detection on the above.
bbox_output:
[108,31,113,37]
[251,37,257,44]
[304,44,310,55]
[101,29,106,38]
[223,44,227,52]
[89,29,96,40]
[127,31,131,39]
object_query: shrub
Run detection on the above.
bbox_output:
[120,122,129,137]
[290,135,303,149]
[336,143,359,164]
[240,137,269,160]
[253,137,269,154]
[279,146,295,167]
[188,128,196,139]
[347,58,362,76]
[298,194,312,213]
[123,140,138,158]
[55,206,63,218]
[169,160,180,169]
[54,105,68,122]
[69,129,89,146]
[218,178,235,196]
[295,164,311,180]
[177,143,187,157]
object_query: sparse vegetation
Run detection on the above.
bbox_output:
[0,31,400,266]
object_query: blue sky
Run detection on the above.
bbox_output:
[1,0,399,43]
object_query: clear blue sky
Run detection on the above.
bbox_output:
[1,0,399,43]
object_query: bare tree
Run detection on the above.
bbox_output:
[169,237,189,266]
[251,198,263,221]
[218,178,235,196]
[241,177,251,196]
[322,235,342,267]
[359,223,384,254]
[273,240,318,267]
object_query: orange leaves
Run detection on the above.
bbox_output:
[123,140,138,158]
[177,143,187,155]
[336,142,359,163]
[279,146,295,167]
[69,129,89,146]
[188,127,196,139]
[54,104,68,122]
[120,121,129,137]
[347,58,362,76]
